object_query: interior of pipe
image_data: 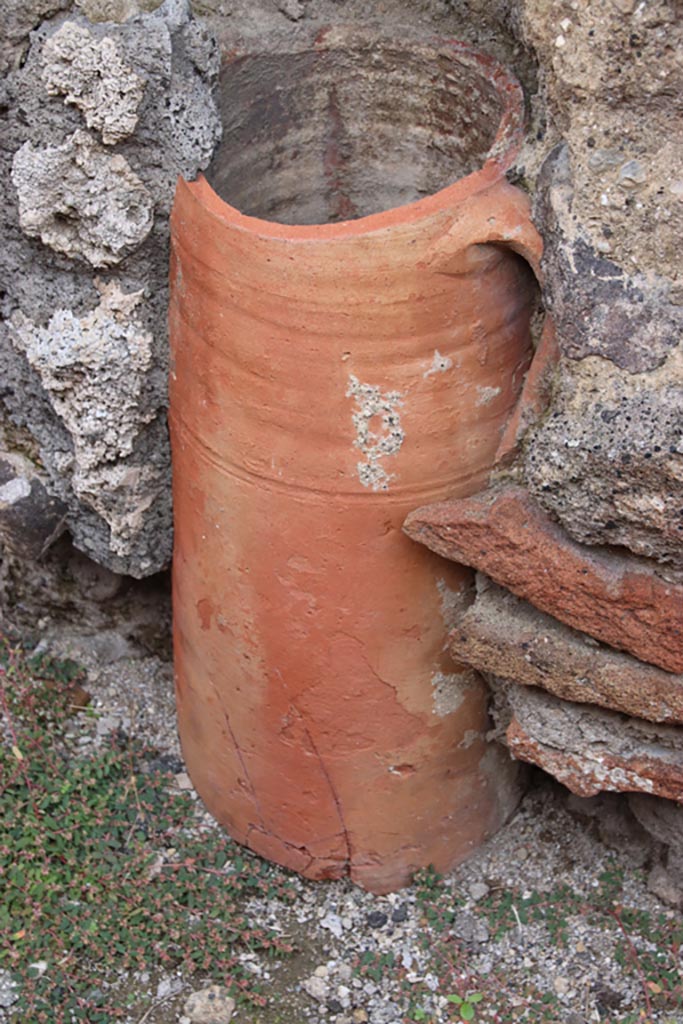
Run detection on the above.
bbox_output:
[206,44,506,225]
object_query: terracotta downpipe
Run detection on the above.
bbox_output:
[169,36,542,893]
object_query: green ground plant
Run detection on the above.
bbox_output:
[404,865,683,1023]
[3,633,683,1024]
[445,991,483,1021]
[0,636,295,1024]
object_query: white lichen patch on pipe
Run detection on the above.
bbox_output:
[423,349,453,379]
[431,669,477,717]
[476,384,502,406]
[346,375,405,491]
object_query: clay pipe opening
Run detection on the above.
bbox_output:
[206,36,524,226]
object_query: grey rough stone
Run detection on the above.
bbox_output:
[628,793,683,858]
[11,130,155,266]
[6,281,171,573]
[183,984,235,1023]
[34,625,142,664]
[41,22,145,144]
[468,881,490,901]
[67,548,125,602]
[73,0,161,22]
[630,786,683,892]
[276,0,306,20]
[302,975,329,1004]
[453,911,490,944]
[670,845,683,883]
[646,863,682,909]
[155,975,184,1001]
[1,0,221,576]
[1,0,70,74]
[533,145,683,374]
[524,345,683,568]
[0,451,66,559]
[565,793,650,867]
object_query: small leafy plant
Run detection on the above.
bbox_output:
[408,860,683,1023]
[0,636,296,1023]
[446,991,483,1020]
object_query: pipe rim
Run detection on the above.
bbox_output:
[178,35,526,241]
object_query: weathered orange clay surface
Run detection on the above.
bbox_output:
[169,47,540,892]
[495,319,559,466]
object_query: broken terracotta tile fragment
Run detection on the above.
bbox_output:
[451,576,683,725]
[404,484,683,673]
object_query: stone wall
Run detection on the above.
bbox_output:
[2,0,682,894]
[1,0,221,579]
[403,0,683,905]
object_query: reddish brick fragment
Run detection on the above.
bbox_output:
[490,681,683,801]
[404,485,683,673]
[451,577,683,725]
[507,719,683,801]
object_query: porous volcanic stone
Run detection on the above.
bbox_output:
[404,484,683,674]
[451,576,683,725]
[12,129,154,267]
[1,0,221,576]
[41,21,145,145]
[524,343,683,570]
